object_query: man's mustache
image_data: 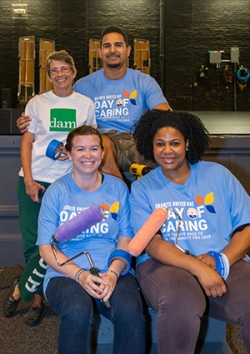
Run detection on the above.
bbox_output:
[106,53,120,58]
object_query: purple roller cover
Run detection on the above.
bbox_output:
[53,205,105,243]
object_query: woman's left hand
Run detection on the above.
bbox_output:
[99,271,118,302]
[197,253,216,270]
[196,262,227,297]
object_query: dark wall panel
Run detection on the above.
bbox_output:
[164,0,250,111]
[85,0,160,79]
[0,0,249,111]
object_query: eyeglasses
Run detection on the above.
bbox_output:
[50,67,71,76]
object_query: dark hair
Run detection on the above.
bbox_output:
[133,110,210,165]
[46,50,76,77]
[65,126,104,152]
[100,25,129,47]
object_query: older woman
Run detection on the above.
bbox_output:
[130,110,250,354]
[3,50,96,326]
[37,125,145,354]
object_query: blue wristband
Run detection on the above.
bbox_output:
[46,139,63,160]
[207,251,230,280]
[108,250,132,275]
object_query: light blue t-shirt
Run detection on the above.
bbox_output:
[73,68,168,133]
[37,173,133,294]
[130,161,250,265]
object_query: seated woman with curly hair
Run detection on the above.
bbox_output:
[129,109,250,354]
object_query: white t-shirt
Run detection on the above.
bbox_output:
[19,90,96,183]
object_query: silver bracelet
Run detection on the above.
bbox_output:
[108,269,119,279]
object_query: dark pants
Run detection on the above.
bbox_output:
[18,176,50,301]
[46,273,146,354]
[137,258,250,354]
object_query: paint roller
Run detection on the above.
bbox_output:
[52,205,105,243]
[50,205,111,308]
[128,207,195,258]
[128,208,169,257]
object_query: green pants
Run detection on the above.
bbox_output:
[18,176,50,301]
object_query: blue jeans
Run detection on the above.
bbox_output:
[46,273,146,354]
[137,258,250,354]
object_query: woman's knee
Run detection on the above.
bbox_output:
[47,278,94,322]
[160,280,205,317]
[62,301,93,326]
[111,276,145,326]
[138,262,206,315]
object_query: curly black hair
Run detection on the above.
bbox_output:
[133,110,210,164]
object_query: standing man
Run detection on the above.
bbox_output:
[17,25,172,175]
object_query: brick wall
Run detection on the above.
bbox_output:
[0,0,249,110]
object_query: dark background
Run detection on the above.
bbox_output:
[0,0,250,111]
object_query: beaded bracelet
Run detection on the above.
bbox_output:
[108,269,119,279]
[75,268,86,283]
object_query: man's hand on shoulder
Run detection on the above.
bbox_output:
[17,112,31,134]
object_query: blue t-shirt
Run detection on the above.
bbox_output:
[37,173,133,293]
[73,68,168,132]
[130,161,250,265]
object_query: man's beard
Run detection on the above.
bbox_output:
[106,62,121,69]
[105,55,123,69]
